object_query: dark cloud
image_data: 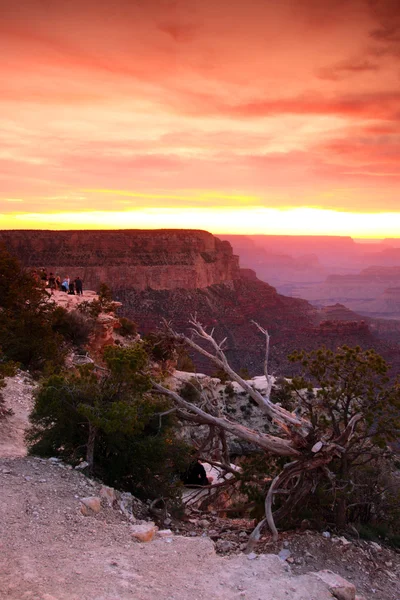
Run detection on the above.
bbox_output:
[366,0,400,55]
[202,91,400,121]
[317,58,380,80]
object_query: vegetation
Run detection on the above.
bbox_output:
[1,244,399,542]
[284,346,400,540]
[153,320,400,544]
[118,316,137,338]
[27,344,191,502]
[0,246,66,371]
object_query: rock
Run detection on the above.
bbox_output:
[130,522,157,543]
[118,491,148,520]
[80,496,101,515]
[322,531,331,539]
[75,461,89,470]
[311,441,323,453]
[215,540,235,553]
[157,529,173,538]
[198,519,210,528]
[246,552,257,560]
[312,570,356,600]
[278,549,291,561]
[300,519,311,531]
[99,485,116,507]
[369,542,382,552]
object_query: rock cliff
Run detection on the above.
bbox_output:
[2,228,400,376]
[0,229,240,292]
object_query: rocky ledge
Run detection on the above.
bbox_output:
[0,229,240,292]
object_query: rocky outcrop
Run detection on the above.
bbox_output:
[0,229,240,292]
[3,228,400,375]
[115,277,396,376]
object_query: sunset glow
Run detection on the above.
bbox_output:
[1,0,400,236]
[2,206,399,238]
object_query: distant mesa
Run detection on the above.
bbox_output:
[0,229,240,292]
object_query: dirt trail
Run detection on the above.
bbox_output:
[0,375,395,599]
[0,372,34,458]
[0,456,340,600]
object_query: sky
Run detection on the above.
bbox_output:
[1,0,400,236]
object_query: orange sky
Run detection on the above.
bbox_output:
[1,0,400,236]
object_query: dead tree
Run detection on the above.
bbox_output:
[151,317,361,544]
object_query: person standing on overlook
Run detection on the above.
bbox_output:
[75,276,83,296]
[48,272,56,295]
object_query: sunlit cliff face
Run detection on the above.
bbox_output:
[1,0,400,236]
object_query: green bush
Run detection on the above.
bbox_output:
[27,343,191,502]
[51,307,95,347]
[118,317,137,338]
[0,246,66,372]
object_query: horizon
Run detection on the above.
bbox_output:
[2,0,400,236]
[0,225,398,242]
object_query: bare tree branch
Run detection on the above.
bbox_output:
[151,380,301,457]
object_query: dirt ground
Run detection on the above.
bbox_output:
[0,373,399,599]
[180,516,400,600]
[0,372,35,458]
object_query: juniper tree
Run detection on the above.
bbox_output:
[152,318,400,543]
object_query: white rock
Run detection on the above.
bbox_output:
[312,570,356,600]
[75,461,89,470]
[322,531,331,539]
[157,529,173,538]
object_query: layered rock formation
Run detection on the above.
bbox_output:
[2,228,400,375]
[296,267,400,318]
[0,230,240,292]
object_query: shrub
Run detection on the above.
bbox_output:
[51,307,95,347]
[27,343,191,502]
[0,246,66,372]
[118,317,137,338]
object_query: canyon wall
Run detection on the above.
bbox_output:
[2,228,400,375]
[0,230,240,291]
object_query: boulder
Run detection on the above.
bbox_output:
[130,522,157,543]
[80,496,101,515]
[312,570,356,600]
[99,485,116,507]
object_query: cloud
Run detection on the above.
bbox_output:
[1,0,400,222]
[317,58,380,80]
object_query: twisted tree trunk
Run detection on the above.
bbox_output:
[153,318,361,542]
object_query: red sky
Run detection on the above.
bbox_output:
[1,0,400,234]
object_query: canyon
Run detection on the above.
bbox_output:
[1,229,400,375]
[222,235,400,319]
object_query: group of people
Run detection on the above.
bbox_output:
[32,269,83,296]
